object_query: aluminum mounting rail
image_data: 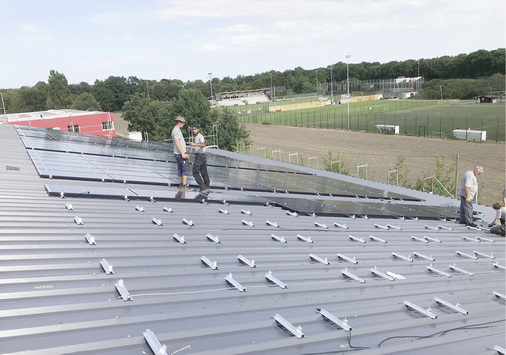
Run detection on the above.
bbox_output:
[143,329,167,355]
[173,233,187,244]
[201,256,219,270]
[115,279,132,301]
[100,259,115,275]
[310,253,329,265]
[225,273,246,292]
[316,308,352,331]
[404,300,437,319]
[370,267,395,281]
[265,271,287,288]
[434,297,468,315]
[238,255,256,268]
[273,314,304,338]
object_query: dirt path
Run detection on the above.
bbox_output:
[244,123,505,206]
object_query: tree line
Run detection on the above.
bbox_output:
[0,48,503,149]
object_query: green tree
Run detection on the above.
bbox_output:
[214,107,250,151]
[170,88,212,129]
[17,82,47,111]
[122,93,171,141]
[389,155,411,188]
[46,70,72,109]
[71,92,102,111]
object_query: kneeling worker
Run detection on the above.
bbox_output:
[489,202,505,237]
[189,124,211,193]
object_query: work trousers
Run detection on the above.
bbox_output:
[193,153,210,189]
[459,196,474,225]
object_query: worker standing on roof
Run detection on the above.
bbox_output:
[458,166,484,227]
[171,116,192,192]
[189,123,211,193]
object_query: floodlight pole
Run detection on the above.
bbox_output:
[329,66,333,104]
[208,73,213,104]
[346,55,351,130]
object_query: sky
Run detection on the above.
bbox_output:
[1,0,505,89]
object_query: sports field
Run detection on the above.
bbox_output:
[238,99,506,142]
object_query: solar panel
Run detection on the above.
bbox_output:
[266,196,460,219]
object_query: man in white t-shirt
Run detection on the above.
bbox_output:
[189,124,210,193]
[458,166,484,227]
[171,116,192,191]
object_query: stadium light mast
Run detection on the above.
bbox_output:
[208,73,213,105]
[329,65,333,104]
[346,55,351,130]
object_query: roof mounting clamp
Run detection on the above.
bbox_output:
[370,267,395,281]
[404,300,437,319]
[74,216,83,225]
[115,279,132,301]
[310,253,329,265]
[449,263,474,276]
[392,252,413,262]
[238,255,256,268]
[273,314,304,338]
[266,220,279,227]
[493,262,506,271]
[219,209,229,214]
[493,345,506,354]
[241,209,252,215]
[462,236,480,242]
[201,256,218,270]
[314,221,328,229]
[85,233,96,245]
[342,268,365,283]
[334,223,348,229]
[65,203,73,210]
[424,236,442,243]
[473,250,494,259]
[413,252,434,261]
[136,206,145,212]
[427,264,452,278]
[100,259,115,274]
[434,297,468,315]
[456,251,478,260]
[143,329,167,355]
[411,236,428,243]
[349,235,366,243]
[163,207,173,213]
[287,211,298,217]
[225,273,246,292]
[206,233,221,244]
[316,308,352,331]
[493,291,506,301]
[476,235,494,243]
[173,233,187,244]
[337,253,358,264]
[152,217,163,226]
[182,218,194,226]
[437,225,453,231]
[265,271,287,288]
[386,271,406,280]
[374,224,389,230]
[271,234,287,243]
[369,235,387,243]
[242,220,254,227]
[386,224,402,230]
[424,225,439,231]
[297,234,313,243]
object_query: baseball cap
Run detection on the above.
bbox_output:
[191,124,200,129]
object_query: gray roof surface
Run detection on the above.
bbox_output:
[0,124,504,355]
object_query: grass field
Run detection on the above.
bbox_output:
[237,99,506,142]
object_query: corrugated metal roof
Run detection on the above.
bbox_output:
[0,124,504,355]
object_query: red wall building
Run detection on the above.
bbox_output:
[1,109,116,137]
